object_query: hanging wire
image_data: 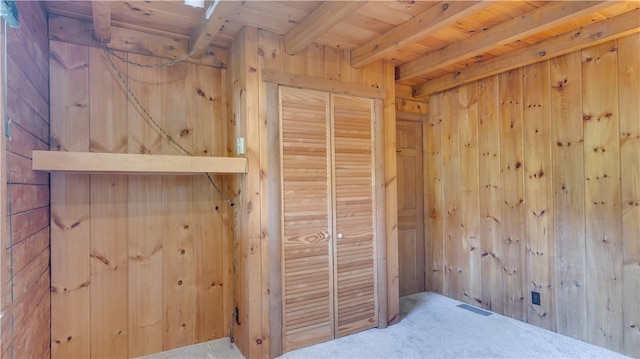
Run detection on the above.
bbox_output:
[229,171,245,344]
[104,33,212,69]
[100,41,237,207]
[100,39,244,345]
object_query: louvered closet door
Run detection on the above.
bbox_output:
[280,87,334,351]
[332,94,377,337]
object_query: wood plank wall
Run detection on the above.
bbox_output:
[48,40,230,358]
[226,27,399,358]
[426,33,640,357]
[1,2,51,358]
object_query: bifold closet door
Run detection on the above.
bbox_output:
[280,87,334,351]
[332,95,377,337]
[279,87,377,351]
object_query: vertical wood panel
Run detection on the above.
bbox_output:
[477,76,503,312]
[522,61,555,330]
[582,40,623,351]
[229,26,268,358]
[246,27,269,358]
[259,30,282,73]
[126,52,165,357]
[162,175,196,350]
[323,47,341,81]
[458,82,481,305]
[192,66,226,343]
[88,47,129,358]
[550,50,587,340]
[498,69,526,321]
[617,33,640,358]
[306,43,324,78]
[428,35,638,357]
[258,48,273,359]
[426,94,444,294]
[49,41,91,359]
[160,61,197,350]
[280,35,306,76]
[381,60,398,325]
[441,88,463,301]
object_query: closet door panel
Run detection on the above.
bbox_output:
[280,87,334,351]
[332,95,377,337]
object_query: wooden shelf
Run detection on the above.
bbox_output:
[32,151,247,174]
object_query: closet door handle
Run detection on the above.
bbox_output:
[337,233,343,239]
[323,232,331,240]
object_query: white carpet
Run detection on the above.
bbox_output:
[136,337,244,359]
[281,292,630,359]
[141,292,630,358]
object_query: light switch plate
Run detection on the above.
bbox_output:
[237,137,246,155]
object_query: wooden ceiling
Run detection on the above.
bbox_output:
[44,1,640,98]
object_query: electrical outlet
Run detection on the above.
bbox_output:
[531,291,541,306]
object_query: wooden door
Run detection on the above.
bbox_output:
[279,88,378,351]
[396,120,425,296]
[332,95,377,337]
[280,87,334,351]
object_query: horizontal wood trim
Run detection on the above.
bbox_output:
[49,15,227,68]
[262,69,386,99]
[32,151,247,174]
[413,8,640,98]
[396,111,428,122]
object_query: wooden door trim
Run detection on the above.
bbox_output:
[374,98,388,329]
[396,111,429,122]
[267,85,388,355]
[266,82,283,357]
[262,69,386,99]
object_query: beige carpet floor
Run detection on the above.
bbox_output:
[142,292,631,358]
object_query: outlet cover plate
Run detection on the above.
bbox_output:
[532,291,541,306]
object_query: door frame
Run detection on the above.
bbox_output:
[265,77,387,357]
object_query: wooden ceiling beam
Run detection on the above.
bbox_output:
[350,1,490,68]
[412,8,640,98]
[285,1,366,55]
[49,15,227,68]
[189,0,237,58]
[397,1,612,82]
[91,1,111,43]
